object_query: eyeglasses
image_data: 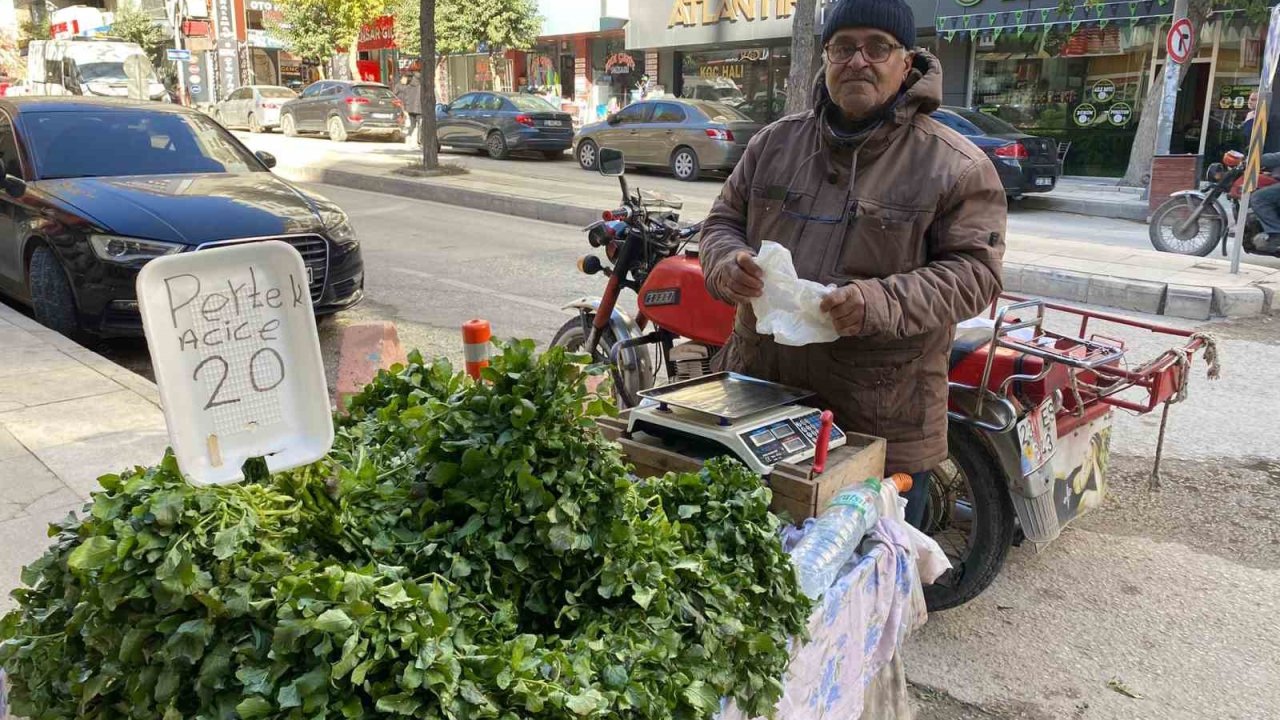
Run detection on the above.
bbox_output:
[824,40,903,65]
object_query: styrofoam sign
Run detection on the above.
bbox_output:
[137,241,333,486]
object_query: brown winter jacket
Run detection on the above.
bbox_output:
[700,50,1007,474]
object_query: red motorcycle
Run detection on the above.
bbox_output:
[555,149,1215,610]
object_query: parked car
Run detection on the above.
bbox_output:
[279,80,405,142]
[573,99,762,181]
[434,92,574,160]
[932,106,1060,196]
[213,85,298,133]
[0,97,364,338]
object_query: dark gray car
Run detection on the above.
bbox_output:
[279,80,405,142]
[573,99,761,181]
[435,92,574,160]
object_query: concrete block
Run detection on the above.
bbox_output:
[1163,284,1214,321]
[1086,276,1167,315]
[1015,266,1092,303]
[336,321,407,412]
[999,262,1026,293]
[1210,287,1267,318]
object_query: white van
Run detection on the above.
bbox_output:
[27,38,167,101]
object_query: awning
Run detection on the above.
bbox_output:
[934,0,1248,42]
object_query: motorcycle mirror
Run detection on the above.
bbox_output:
[2,174,26,199]
[598,148,625,177]
[254,151,277,169]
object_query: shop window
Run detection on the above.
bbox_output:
[1205,22,1263,165]
[589,36,644,114]
[678,47,789,125]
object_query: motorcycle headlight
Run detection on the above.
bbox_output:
[324,213,358,251]
[89,234,183,264]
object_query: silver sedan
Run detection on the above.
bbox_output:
[212,85,298,133]
[573,99,761,182]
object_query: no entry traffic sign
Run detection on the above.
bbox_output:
[1167,18,1195,64]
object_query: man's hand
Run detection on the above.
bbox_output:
[719,250,765,305]
[820,284,867,336]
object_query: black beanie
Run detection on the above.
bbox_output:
[821,0,916,50]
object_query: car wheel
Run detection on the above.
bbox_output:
[282,113,297,137]
[577,139,598,170]
[485,131,510,160]
[27,246,80,339]
[248,113,263,133]
[328,116,349,143]
[671,146,700,182]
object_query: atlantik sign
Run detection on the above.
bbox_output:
[666,0,797,28]
[629,0,806,48]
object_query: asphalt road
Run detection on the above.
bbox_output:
[24,183,1280,719]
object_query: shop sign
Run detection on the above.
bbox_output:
[700,62,744,80]
[247,0,279,11]
[1218,85,1255,110]
[631,0,798,49]
[739,48,769,62]
[1091,79,1115,102]
[247,28,285,49]
[1107,102,1132,127]
[214,0,240,97]
[605,53,636,75]
[667,0,796,28]
[1073,103,1097,127]
[358,15,395,52]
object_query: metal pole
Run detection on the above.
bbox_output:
[1155,0,1188,156]
[173,1,185,105]
[1231,6,1280,274]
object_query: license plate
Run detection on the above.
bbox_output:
[1035,176,1054,187]
[1016,397,1058,475]
[371,113,394,120]
[544,119,564,126]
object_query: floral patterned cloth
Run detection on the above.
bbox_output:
[721,518,926,720]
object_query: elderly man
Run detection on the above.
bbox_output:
[700,0,1007,528]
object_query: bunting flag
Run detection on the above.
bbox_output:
[1100,18,1110,28]
[993,26,1004,40]
[937,17,944,32]
[1072,20,1082,32]
[1041,8,1050,23]
[946,29,957,42]
[988,13,997,26]
[1015,9,1024,26]
[964,14,972,27]
[1129,1,1139,16]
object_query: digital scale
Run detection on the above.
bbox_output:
[626,373,847,475]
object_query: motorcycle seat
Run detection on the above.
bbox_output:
[950,325,995,370]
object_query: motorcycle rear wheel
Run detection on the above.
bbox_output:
[1149,196,1224,256]
[551,315,652,407]
[921,426,1017,611]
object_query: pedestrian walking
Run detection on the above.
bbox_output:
[396,73,423,146]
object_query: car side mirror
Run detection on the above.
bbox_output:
[598,148,625,177]
[255,151,277,169]
[3,174,26,198]
[606,113,621,125]
[437,103,449,114]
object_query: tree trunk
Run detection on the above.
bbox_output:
[785,0,818,115]
[348,33,360,79]
[421,0,438,170]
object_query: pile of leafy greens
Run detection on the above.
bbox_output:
[0,341,811,720]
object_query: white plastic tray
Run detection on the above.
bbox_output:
[137,240,333,486]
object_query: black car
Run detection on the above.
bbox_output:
[0,97,363,338]
[932,106,1060,196]
[435,92,574,159]
[280,80,405,142]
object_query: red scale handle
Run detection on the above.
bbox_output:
[812,410,834,474]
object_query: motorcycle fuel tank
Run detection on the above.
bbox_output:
[638,254,735,346]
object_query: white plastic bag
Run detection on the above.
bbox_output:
[750,241,839,347]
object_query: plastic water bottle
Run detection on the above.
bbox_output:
[790,474,913,600]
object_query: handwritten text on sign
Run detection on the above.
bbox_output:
[137,241,333,487]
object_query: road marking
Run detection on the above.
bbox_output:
[389,267,566,314]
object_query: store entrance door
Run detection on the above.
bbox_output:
[1155,60,1212,155]
[560,56,574,99]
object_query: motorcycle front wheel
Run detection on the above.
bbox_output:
[1149,196,1225,256]
[921,426,1018,611]
[551,314,652,407]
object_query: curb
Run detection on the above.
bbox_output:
[1019,194,1149,222]
[278,164,1272,321]
[1004,263,1273,320]
[275,165,603,228]
[334,321,406,412]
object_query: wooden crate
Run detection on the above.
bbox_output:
[596,413,886,522]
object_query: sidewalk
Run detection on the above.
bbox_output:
[240,133,1276,320]
[1021,176,1149,222]
[0,303,168,612]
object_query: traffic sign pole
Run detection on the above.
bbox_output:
[1155,0,1190,156]
[1231,5,1280,274]
[172,0,186,105]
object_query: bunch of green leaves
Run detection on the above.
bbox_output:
[0,341,810,719]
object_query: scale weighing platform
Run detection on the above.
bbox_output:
[627,372,846,475]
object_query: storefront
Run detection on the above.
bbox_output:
[935,0,1269,176]
[356,15,397,84]
[590,35,646,114]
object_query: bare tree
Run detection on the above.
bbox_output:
[421,0,439,170]
[784,0,820,115]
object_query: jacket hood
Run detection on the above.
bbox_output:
[812,48,943,135]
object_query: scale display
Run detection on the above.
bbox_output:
[740,410,846,467]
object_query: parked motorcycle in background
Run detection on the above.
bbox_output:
[1148,149,1280,257]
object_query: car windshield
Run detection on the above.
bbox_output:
[78,60,157,83]
[259,87,296,99]
[950,108,1020,136]
[23,110,264,179]
[353,85,395,100]
[687,101,752,123]
[507,94,559,112]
